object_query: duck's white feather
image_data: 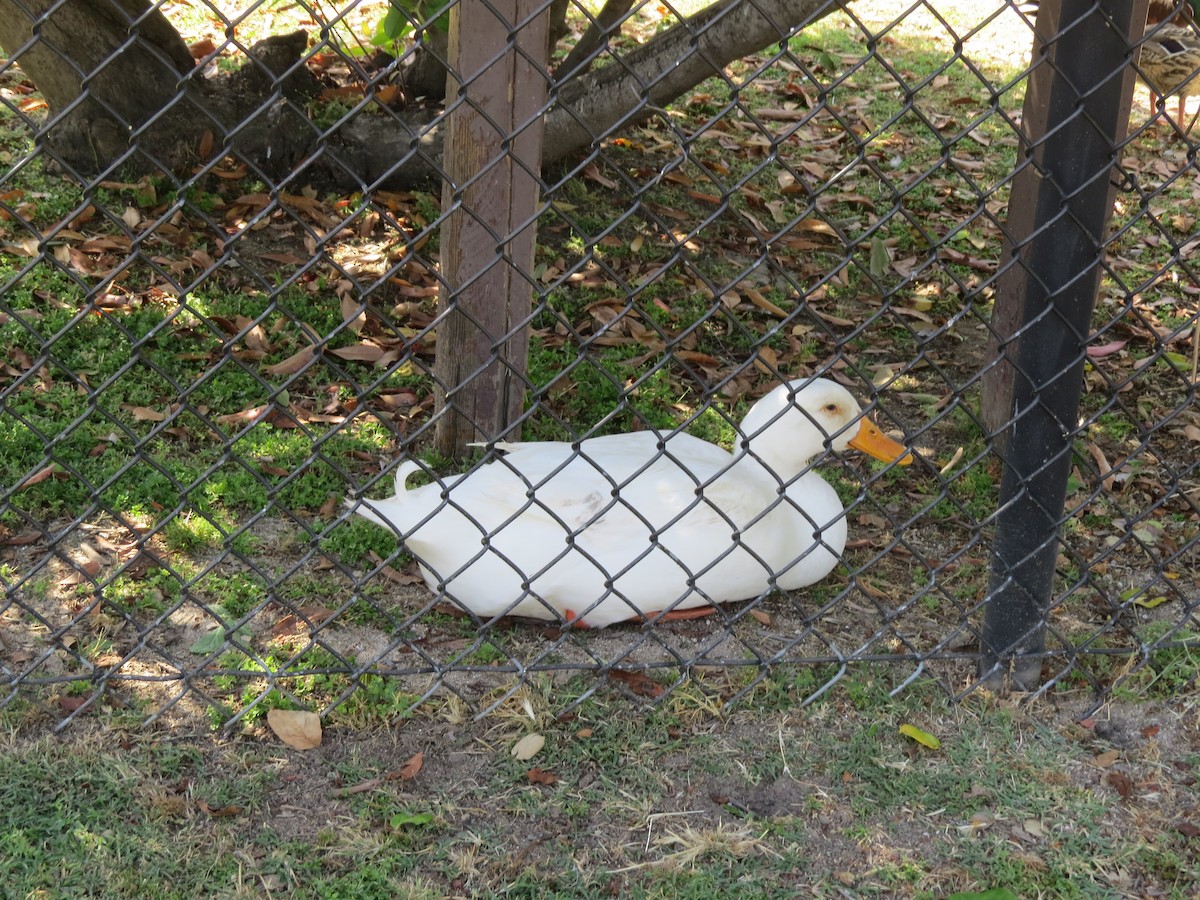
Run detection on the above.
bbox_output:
[353,378,905,627]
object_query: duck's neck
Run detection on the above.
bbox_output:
[734,435,819,485]
[735,402,823,483]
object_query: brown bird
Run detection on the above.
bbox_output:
[1139,23,1200,132]
[1019,1,1200,129]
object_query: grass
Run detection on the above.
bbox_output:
[1,681,1197,898]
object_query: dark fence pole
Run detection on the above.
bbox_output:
[980,0,1148,689]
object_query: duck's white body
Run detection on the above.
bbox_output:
[354,378,909,627]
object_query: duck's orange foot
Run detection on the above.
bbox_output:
[562,609,592,629]
[632,606,717,624]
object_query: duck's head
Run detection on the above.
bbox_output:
[740,378,912,473]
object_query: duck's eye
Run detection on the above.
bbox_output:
[823,403,839,414]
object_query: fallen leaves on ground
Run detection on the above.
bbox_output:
[268,708,322,750]
[198,799,244,817]
[335,752,424,796]
[395,751,423,780]
[511,733,545,760]
[606,668,666,698]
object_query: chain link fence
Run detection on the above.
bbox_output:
[1,0,1197,730]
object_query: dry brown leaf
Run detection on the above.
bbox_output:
[285,404,345,425]
[857,578,891,599]
[674,349,721,368]
[233,192,271,210]
[197,799,243,817]
[837,193,878,208]
[391,282,439,298]
[243,323,272,354]
[259,252,308,265]
[321,84,365,101]
[122,405,166,422]
[59,558,102,586]
[336,778,383,796]
[607,668,665,698]
[189,38,217,59]
[939,246,996,271]
[330,343,385,362]
[272,614,307,639]
[341,295,367,334]
[19,464,64,490]
[215,404,270,426]
[744,286,788,318]
[754,346,779,374]
[582,162,617,189]
[890,305,935,323]
[511,733,545,761]
[1105,770,1132,799]
[368,551,425,585]
[267,708,322,750]
[264,346,315,376]
[395,751,423,780]
[1091,748,1120,768]
[754,107,807,121]
[319,493,340,518]
[2,530,41,546]
[198,129,214,161]
[1086,441,1115,492]
[265,407,302,429]
[526,767,558,785]
[812,309,855,327]
[9,236,39,256]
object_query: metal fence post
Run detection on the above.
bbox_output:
[980,0,1148,689]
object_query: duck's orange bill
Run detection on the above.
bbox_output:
[849,418,913,465]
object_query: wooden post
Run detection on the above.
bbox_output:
[433,0,550,458]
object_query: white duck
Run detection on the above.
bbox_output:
[353,378,911,627]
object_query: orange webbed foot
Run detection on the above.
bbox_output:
[562,609,593,629]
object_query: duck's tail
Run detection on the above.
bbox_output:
[346,460,425,532]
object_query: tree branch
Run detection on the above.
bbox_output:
[547,0,845,157]
[0,0,847,189]
[556,0,636,81]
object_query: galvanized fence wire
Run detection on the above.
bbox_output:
[0,0,1197,730]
